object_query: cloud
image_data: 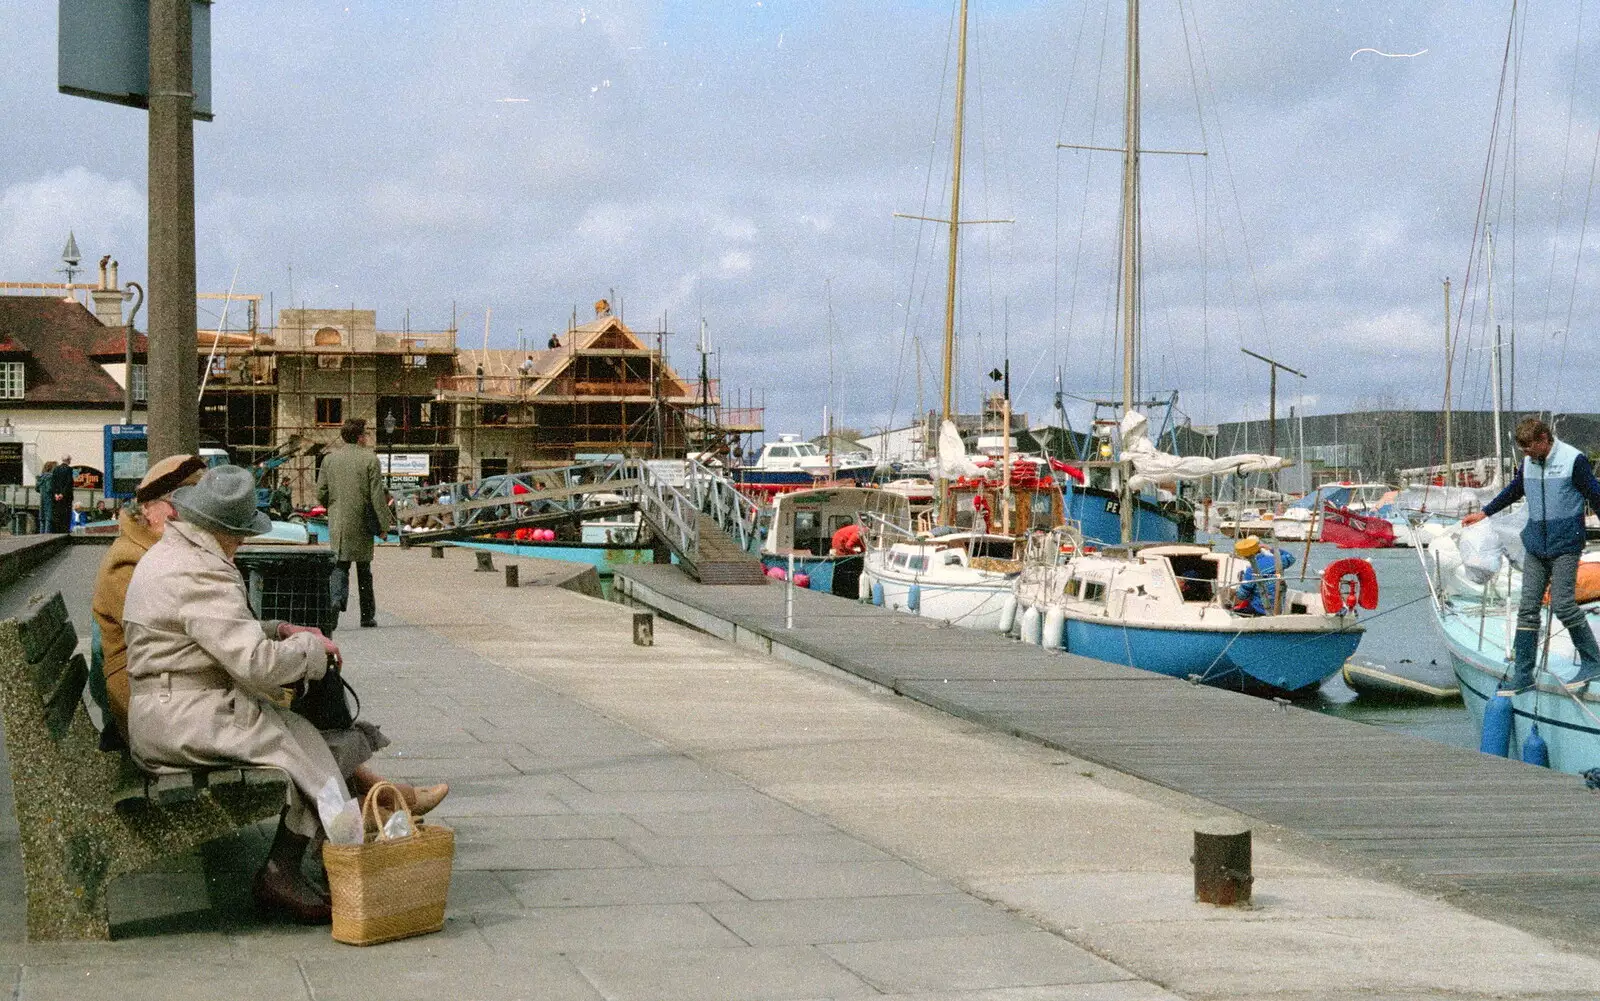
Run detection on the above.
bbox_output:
[0,169,144,280]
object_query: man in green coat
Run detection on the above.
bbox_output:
[317,419,394,628]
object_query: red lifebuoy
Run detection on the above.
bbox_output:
[1321,558,1379,612]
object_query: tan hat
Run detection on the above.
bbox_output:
[1233,535,1262,558]
[135,454,208,504]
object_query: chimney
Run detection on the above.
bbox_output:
[90,257,125,327]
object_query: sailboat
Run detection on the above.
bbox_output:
[859,0,1065,630]
[1009,0,1369,694]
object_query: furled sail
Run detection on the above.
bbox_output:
[1120,411,1288,490]
[936,420,983,480]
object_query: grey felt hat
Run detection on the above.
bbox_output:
[171,464,272,537]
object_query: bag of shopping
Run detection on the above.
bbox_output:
[322,781,454,946]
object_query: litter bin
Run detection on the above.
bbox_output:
[235,545,338,634]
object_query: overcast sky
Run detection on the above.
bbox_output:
[4,1,1598,448]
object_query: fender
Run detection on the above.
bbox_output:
[1321,557,1379,612]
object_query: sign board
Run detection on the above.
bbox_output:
[379,453,430,479]
[58,0,214,121]
[104,423,148,500]
[0,443,22,487]
[644,459,689,488]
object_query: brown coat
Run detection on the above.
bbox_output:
[316,443,393,562]
[90,508,159,733]
[122,520,342,836]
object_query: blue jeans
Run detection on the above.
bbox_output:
[1513,551,1600,683]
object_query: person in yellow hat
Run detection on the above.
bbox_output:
[1231,534,1295,616]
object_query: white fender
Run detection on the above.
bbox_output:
[998,595,1019,634]
[1042,606,1066,650]
[858,571,873,602]
[1020,605,1043,645]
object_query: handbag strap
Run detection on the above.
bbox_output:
[360,781,413,839]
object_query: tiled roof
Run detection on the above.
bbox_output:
[0,296,136,405]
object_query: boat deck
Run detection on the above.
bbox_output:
[614,562,1600,946]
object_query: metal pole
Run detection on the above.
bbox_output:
[122,282,145,426]
[937,0,970,526]
[786,552,795,629]
[146,0,199,461]
[1268,366,1277,458]
[1442,278,1453,485]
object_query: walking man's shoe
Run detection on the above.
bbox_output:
[360,618,377,628]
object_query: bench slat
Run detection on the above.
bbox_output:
[16,593,69,664]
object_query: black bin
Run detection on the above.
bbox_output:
[235,545,338,634]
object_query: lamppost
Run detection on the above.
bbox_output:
[382,411,397,491]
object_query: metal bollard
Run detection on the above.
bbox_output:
[1192,824,1252,905]
[632,611,654,646]
[475,550,494,572]
[430,545,445,559]
[505,564,519,587]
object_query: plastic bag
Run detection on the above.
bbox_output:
[382,809,415,840]
[1489,503,1526,566]
[316,777,363,845]
[1458,519,1506,584]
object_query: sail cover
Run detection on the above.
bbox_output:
[936,420,984,480]
[1120,411,1289,490]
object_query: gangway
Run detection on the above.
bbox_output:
[391,458,769,584]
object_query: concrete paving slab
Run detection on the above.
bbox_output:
[444,813,654,841]
[299,951,604,1001]
[566,944,877,1001]
[625,801,834,837]
[820,931,1134,993]
[878,987,1187,1001]
[452,836,644,872]
[500,866,745,908]
[472,902,747,953]
[704,893,1033,946]
[618,832,892,867]
[711,861,957,901]
[564,756,752,792]
[17,957,310,1000]
[553,787,794,815]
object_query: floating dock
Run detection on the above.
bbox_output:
[615,563,1600,941]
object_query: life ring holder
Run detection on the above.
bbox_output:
[1321,557,1379,612]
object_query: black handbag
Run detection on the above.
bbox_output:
[290,660,360,731]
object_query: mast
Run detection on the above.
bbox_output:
[1487,227,1504,485]
[938,0,970,522]
[1117,0,1141,543]
[1120,0,1140,415]
[1442,278,1453,486]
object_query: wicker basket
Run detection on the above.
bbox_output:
[323,782,455,946]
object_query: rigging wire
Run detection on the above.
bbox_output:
[1532,0,1586,407]
[886,1,960,437]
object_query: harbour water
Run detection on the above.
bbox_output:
[1291,541,1475,750]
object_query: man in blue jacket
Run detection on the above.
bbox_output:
[1231,535,1296,616]
[1463,417,1600,694]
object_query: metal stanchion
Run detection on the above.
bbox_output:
[786,553,795,629]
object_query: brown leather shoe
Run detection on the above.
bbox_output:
[253,859,332,925]
[403,782,449,817]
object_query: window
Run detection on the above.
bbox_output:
[313,327,342,346]
[1063,577,1082,598]
[769,447,793,458]
[1082,581,1107,603]
[0,362,23,400]
[479,457,509,478]
[315,397,343,426]
[317,354,344,370]
[907,555,928,573]
[480,403,509,426]
[130,364,148,403]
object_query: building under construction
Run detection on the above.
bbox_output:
[199,298,764,504]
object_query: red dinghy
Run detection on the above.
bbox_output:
[1319,502,1395,549]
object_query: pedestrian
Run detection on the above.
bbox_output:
[1463,416,1600,694]
[317,419,393,628]
[48,456,74,534]
[1230,535,1296,616]
[35,461,55,533]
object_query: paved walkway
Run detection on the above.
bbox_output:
[0,543,1593,998]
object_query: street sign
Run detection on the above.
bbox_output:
[58,0,213,120]
[104,423,148,500]
[380,453,430,479]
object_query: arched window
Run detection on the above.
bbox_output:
[313,327,342,346]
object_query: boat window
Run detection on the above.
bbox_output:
[891,552,908,569]
[769,446,793,458]
[829,515,853,536]
[1063,577,1081,598]
[793,511,822,554]
[942,551,963,566]
[1166,553,1217,603]
[1082,581,1106,603]
[908,555,928,572]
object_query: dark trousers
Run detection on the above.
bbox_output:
[332,560,376,625]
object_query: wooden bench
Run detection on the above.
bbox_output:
[0,592,290,940]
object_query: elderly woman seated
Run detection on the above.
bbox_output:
[117,463,444,923]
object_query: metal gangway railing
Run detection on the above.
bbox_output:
[389,457,769,571]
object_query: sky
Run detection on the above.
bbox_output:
[4,1,1600,447]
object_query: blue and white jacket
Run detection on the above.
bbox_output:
[1481,438,1600,557]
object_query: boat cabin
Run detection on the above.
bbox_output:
[764,487,911,557]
